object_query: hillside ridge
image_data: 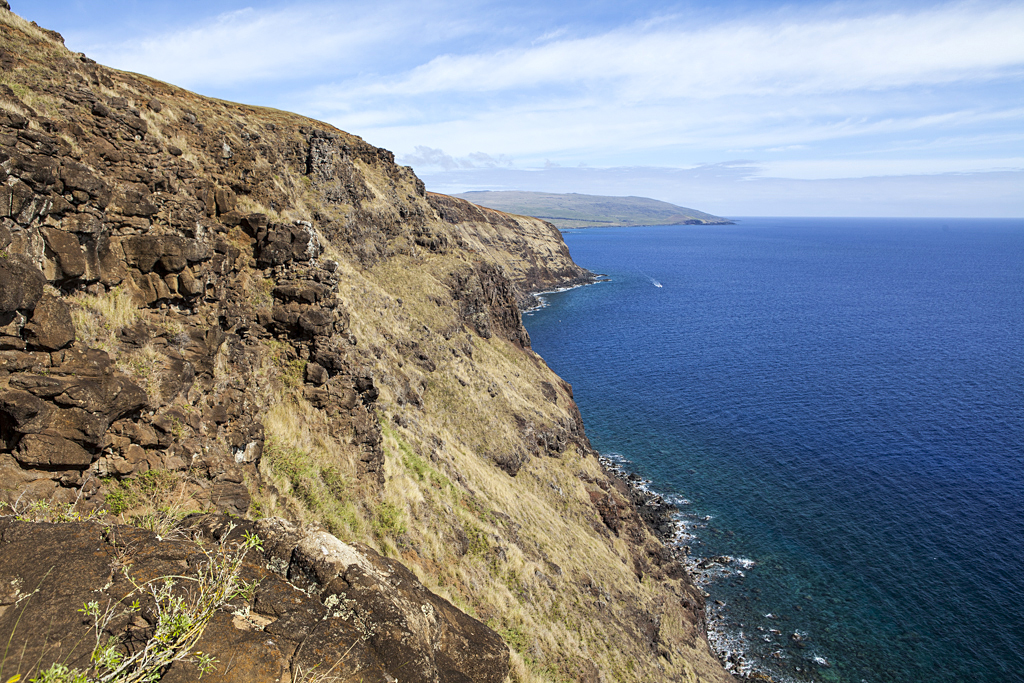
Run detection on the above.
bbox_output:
[0,6,734,683]
[455,190,733,229]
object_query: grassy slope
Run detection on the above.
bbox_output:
[455,191,731,228]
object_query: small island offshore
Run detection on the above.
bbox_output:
[455,190,733,229]
[0,4,735,683]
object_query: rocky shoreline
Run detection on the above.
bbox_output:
[595,452,777,681]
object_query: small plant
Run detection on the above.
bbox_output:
[103,471,201,537]
[282,359,307,390]
[2,499,104,524]
[371,502,406,540]
[464,524,490,557]
[28,528,262,683]
[498,626,529,652]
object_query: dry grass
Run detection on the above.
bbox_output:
[69,285,143,353]
[253,397,367,538]
[0,10,65,50]
[104,469,205,537]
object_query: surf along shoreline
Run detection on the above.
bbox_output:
[523,256,795,682]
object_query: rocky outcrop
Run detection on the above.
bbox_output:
[429,192,595,308]
[0,514,509,683]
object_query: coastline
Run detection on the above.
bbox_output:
[522,274,609,313]
[596,451,780,682]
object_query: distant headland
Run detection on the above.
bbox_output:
[455,190,733,228]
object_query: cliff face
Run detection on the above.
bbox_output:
[0,7,732,683]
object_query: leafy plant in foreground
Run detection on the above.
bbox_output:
[25,527,262,683]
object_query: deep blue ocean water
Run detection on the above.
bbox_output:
[522,218,1024,683]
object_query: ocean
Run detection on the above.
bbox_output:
[521,218,1024,683]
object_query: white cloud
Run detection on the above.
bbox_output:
[71,0,1024,213]
[399,146,513,170]
[85,1,477,89]
[756,157,1024,179]
[342,3,1024,100]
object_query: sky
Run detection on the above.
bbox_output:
[16,0,1024,217]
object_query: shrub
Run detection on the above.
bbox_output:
[371,502,406,540]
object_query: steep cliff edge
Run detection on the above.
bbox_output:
[0,7,732,683]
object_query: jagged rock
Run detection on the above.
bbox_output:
[0,349,146,481]
[272,280,331,303]
[0,254,45,313]
[305,361,328,385]
[262,519,511,683]
[23,293,75,349]
[121,235,210,274]
[0,517,513,683]
[62,212,102,234]
[60,160,110,207]
[255,222,319,267]
[15,433,92,467]
[41,226,87,279]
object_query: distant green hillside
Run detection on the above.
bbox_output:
[454,191,732,228]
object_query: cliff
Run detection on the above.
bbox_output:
[0,6,732,683]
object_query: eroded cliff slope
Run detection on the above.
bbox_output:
[0,7,732,683]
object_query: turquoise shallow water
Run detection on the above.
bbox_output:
[522,218,1024,683]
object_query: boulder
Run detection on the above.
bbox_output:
[23,293,75,350]
[260,519,511,683]
[0,518,510,683]
[215,187,236,214]
[272,281,331,303]
[256,223,320,267]
[0,254,45,313]
[121,235,210,274]
[41,227,87,279]
[15,433,93,467]
[60,161,110,206]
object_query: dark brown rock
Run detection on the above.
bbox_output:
[122,235,210,274]
[272,281,331,303]
[116,184,159,217]
[62,212,102,234]
[214,187,236,214]
[0,254,45,313]
[23,293,75,349]
[15,433,93,467]
[60,161,110,206]
[0,518,510,683]
[41,227,87,279]
[305,361,328,385]
[256,223,319,267]
[272,522,511,683]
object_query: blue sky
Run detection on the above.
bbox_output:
[17,0,1024,216]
